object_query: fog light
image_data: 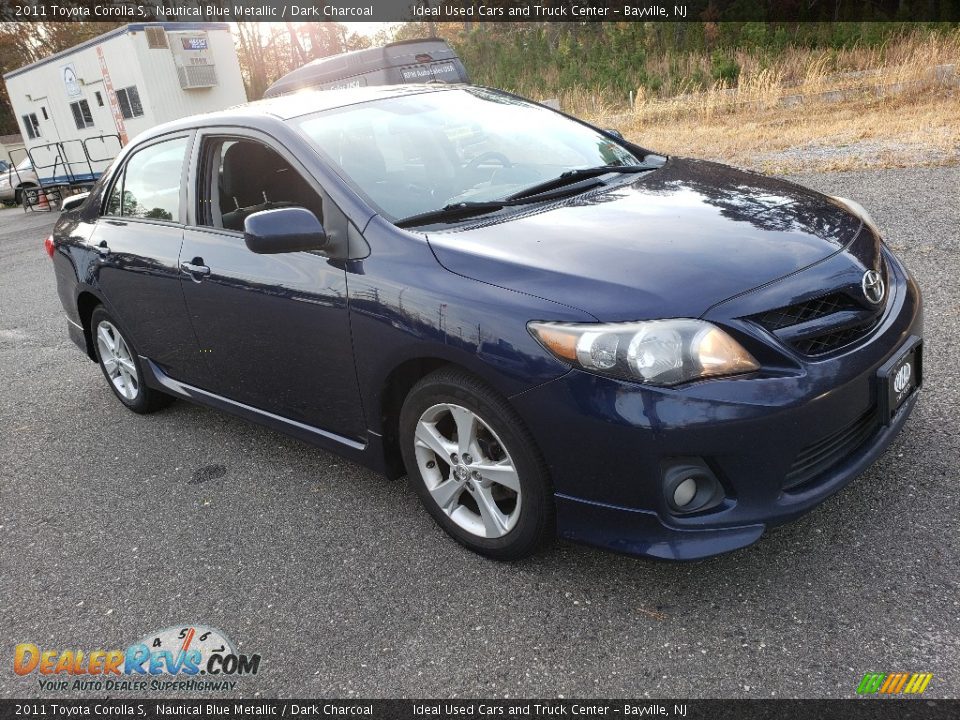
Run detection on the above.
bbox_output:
[662,459,725,515]
[673,478,698,507]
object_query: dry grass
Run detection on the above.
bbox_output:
[623,92,959,174]
[552,30,960,173]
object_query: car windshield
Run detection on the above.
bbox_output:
[292,87,641,222]
[16,157,32,171]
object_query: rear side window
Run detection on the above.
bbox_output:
[104,137,188,222]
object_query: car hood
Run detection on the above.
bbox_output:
[426,157,866,321]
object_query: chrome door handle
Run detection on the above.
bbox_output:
[181,261,210,277]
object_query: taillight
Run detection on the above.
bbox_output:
[44,235,55,258]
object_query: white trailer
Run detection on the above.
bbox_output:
[2,22,246,209]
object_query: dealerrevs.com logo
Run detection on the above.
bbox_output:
[13,625,261,692]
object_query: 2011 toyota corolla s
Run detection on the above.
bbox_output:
[47,85,922,561]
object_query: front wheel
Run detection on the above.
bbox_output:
[91,306,173,414]
[399,368,554,560]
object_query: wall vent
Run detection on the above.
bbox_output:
[146,27,168,49]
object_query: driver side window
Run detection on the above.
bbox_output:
[198,137,324,231]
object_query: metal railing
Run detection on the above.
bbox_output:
[5,133,121,212]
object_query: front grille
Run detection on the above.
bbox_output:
[752,293,859,332]
[791,319,879,355]
[783,408,879,491]
[748,277,886,357]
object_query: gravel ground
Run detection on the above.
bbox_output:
[754,135,960,172]
[1,165,958,700]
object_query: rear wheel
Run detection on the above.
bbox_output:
[399,368,554,560]
[15,184,40,208]
[90,306,173,414]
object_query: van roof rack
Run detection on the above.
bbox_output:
[264,38,469,98]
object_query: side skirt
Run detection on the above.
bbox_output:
[140,357,387,474]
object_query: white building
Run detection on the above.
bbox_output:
[3,22,246,186]
[0,133,25,169]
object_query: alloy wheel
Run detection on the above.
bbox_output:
[413,403,521,539]
[96,320,139,401]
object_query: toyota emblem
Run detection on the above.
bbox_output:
[862,270,885,305]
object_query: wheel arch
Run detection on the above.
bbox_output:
[14,181,37,200]
[373,341,563,480]
[76,290,103,362]
[379,356,456,480]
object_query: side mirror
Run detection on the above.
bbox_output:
[243,207,327,254]
[605,128,625,140]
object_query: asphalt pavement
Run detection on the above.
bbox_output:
[1,165,958,699]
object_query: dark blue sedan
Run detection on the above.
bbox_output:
[48,85,922,561]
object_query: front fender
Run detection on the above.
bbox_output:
[348,216,593,436]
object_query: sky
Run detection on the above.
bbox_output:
[344,22,402,38]
[233,22,402,39]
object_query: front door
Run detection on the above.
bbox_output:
[178,132,365,440]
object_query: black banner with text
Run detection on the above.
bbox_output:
[1,699,960,720]
[2,0,959,23]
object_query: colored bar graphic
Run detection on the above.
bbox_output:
[858,672,933,695]
[857,673,886,694]
[903,673,933,694]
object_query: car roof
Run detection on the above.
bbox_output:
[136,84,461,142]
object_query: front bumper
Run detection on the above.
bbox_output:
[510,250,923,560]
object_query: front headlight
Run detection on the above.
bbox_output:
[528,319,760,386]
[832,196,881,238]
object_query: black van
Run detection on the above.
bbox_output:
[263,38,470,98]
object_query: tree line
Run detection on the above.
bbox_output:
[1,20,955,137]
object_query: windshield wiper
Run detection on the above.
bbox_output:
[394,163,660,228]
[395,200,512,229]
[504,163,658,201]
[395,179,606,229]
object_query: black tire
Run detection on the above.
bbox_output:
[399,367,554,560]
[90,306,174,414]
[15,184,37,208]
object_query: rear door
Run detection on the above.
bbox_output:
[178,128,365,440]
[90,133,205,383]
